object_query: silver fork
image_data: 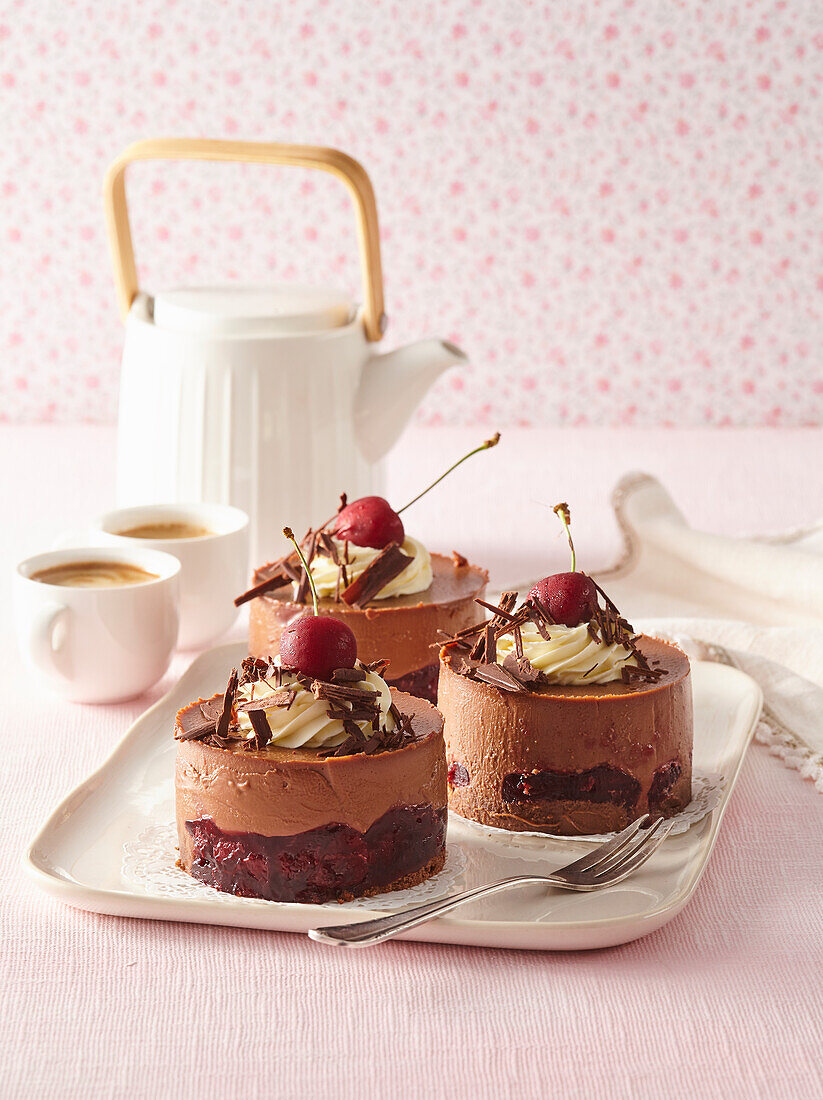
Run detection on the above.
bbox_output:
[308,814,673,948]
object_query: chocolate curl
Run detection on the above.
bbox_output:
[234,558,294,607]
[247,708,272,749]
[176,703,217,741]
[215,669,239,740]
[341,544,413,608]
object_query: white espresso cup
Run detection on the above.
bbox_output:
[60,502,249,650]
[13,547,181,704]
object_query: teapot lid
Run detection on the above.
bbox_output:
[151,285,355,336]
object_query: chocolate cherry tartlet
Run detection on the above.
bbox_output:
[178,540,447,905]
[236,437,498,703]
[175,655,447,904]
[438,504,693,837]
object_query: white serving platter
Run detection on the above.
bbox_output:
[24,643,762,952]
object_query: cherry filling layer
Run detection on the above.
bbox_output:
[501,765,641,810]
[386,662,439,704]
[647,760,683,813]
[185,804,446,904]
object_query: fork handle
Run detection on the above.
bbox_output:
[307,876,554,947]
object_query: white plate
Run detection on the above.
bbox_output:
[24,643,762,952]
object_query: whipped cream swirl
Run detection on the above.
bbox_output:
[306,535,432,601]
[496,621,638,685]
[234,664,396,750]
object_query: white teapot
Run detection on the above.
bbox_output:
[104,139,466,565]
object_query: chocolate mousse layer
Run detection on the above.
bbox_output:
[248,553,488,701]
[439,636,692,836]
[176,689,448,903]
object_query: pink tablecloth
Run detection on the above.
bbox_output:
[2,426,823,1100]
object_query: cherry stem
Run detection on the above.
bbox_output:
[397,432,501,515]
[552,502,576,572]
[283,526,320,616]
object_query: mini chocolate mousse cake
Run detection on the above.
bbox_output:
[236,438,500,705]
[438,505,693,836]
[175,656,447,904]
[243,549,488,705]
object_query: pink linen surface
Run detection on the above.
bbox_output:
[2,426,823,1100]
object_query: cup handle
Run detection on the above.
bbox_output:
[27,603,70,681]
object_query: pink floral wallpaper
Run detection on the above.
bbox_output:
[1,0,821,426]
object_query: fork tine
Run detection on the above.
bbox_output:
[571,816,652,875]
[593,819,673,883]
[594,823,674,886]
[558,814,650,876]
[589,816,669,878]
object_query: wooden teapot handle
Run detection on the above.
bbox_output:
[103,138,386,342]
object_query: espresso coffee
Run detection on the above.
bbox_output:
[31,561,158,588]
[116,521,213,540]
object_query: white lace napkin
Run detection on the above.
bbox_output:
[602,472,823,632]
[591,474,823,793]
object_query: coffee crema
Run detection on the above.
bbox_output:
[31,561,158,588]
[116,521,213,541]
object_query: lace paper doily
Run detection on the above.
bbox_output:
[450,770,725,848]
[121,823,467,911]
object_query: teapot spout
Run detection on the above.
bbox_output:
[354,338,467,463]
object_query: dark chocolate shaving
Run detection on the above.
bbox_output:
[318,531,339,563]
[621,661,665,683]
[240,656,272,684]
[525,597,554,640]
[318,686,413,758]
[234,556,295,607]
[281,560,301,584]
[311,676,384,750]
[340,543,413,608]
[590,576,622,615]
[475,597,519,623]
[331,666,367,683]
[339,542,350,593]
[470,661,525,693]
[176,703,218,741]
[236,690,296,713]
[317,532,352,603]
[484,622,495,662]
[215,669,238,740]
[247,708,272,749]
[501,653,544,685]
[327,734,364,757]
[312,680,381,709]
[470,591,518,660]
[587,579,637,651]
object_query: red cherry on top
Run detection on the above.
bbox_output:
[333,496,405,549]
[279,615,358,682]
[528,572,597,628]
